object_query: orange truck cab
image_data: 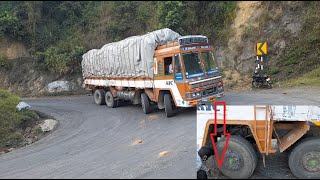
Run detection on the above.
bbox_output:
[153,35,224,109]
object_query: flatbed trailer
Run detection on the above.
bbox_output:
[197,104,320,179]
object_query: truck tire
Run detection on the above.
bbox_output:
[214,135,257,179]
[288,137,320,179]
[164,93,174,117]
[94,89,106,105]
[105,91,116,108]
[141,93,151,114]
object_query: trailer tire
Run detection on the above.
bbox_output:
[164,94,174,117]
[94,89,106,105]
[214,135,257,179]
[288,137,320,179]
[105,91,116,108]
[141,93,151,114]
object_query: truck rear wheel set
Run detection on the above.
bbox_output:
[94,89,119,108]
[93,89,175,117]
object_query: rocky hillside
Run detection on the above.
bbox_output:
[217,1,320,90]
[0,1,319,96]
[0,58,84,96]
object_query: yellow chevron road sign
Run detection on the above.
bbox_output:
[256,42,267,55]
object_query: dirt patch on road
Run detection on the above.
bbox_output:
[131,139,143,145]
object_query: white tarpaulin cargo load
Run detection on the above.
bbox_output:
[82,28,181,79]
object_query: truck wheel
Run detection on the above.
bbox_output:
[94,89,106,105]
[288,137,320,179]
[105,91,116,108]
[141,93,151,114]
[164,94,174,117]
[214,136,257,179]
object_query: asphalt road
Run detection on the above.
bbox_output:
[222,86,320,105]
[0,96,197,179]
[0,86,319,179]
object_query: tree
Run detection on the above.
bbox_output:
[157,1,186,34]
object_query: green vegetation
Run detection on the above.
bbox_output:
[0,1,237,75]
[269,67,280,74]
[283,67,320,86]
[275,1,320,80]
[0,89,38,148]
[158,1,186,33]
[0,53,12,69]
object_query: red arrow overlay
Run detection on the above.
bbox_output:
[209,101,230,167]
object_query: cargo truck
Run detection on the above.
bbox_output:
[82,29,224,117]
[197,104,320,179]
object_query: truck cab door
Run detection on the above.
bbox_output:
[173,54,183,81]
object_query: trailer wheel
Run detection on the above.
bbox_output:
[94,89,106,105]
[141,93,151,114]
[105,91,116,108]
[288,137,320,179]
[214,135,257,179]
[164,94,174,117]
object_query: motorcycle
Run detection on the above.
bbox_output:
[252,72,272,88]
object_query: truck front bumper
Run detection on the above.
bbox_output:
[182,92,225,107]
[197,92,225,106]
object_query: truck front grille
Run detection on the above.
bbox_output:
[202,87,217,97]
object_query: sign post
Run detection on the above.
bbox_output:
[255,42,268,74]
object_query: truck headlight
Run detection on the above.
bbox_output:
[192,92,201,98]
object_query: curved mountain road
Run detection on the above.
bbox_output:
[0,96,196,179]
[0,86,319,178]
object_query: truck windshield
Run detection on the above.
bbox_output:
[182,52,204,79]
[202,51,218,75]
